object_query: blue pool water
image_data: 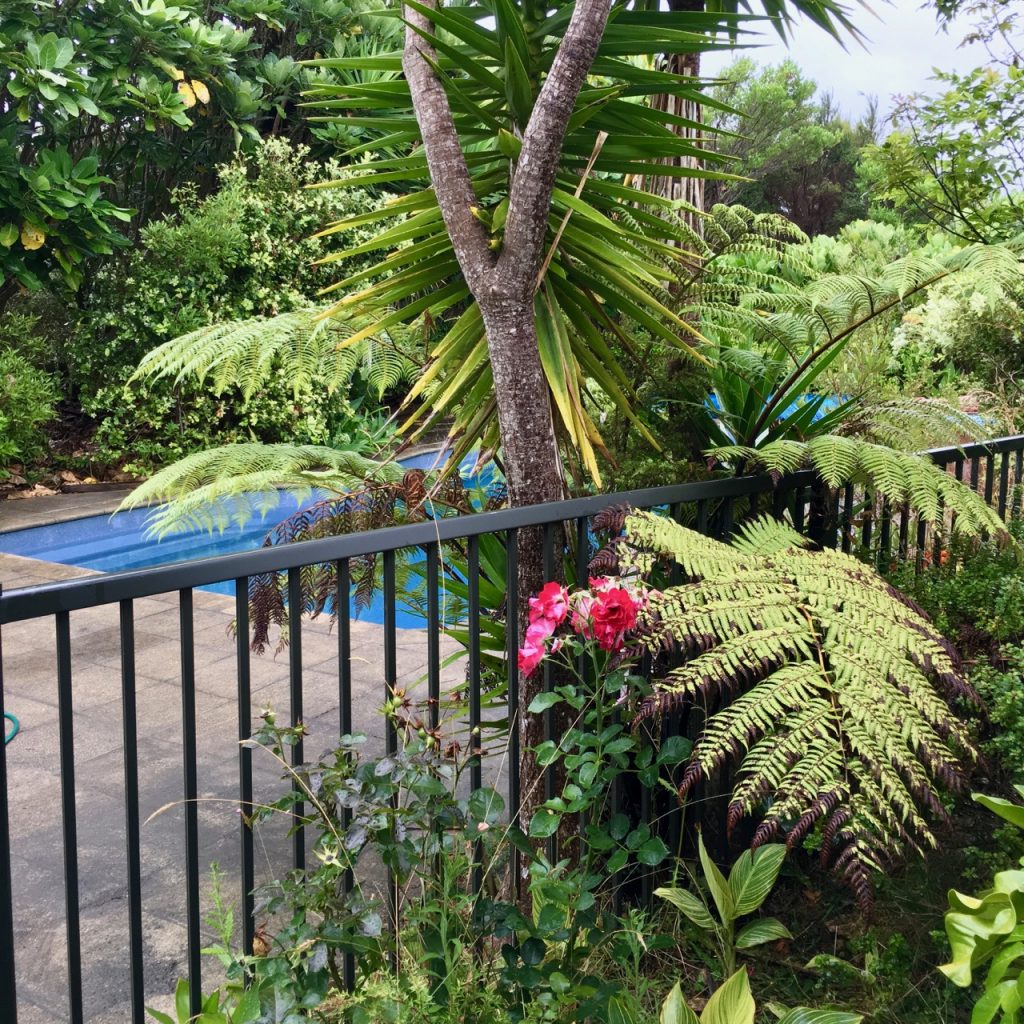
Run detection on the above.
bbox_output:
[0,450,491,627]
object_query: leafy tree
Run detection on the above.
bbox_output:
[706,58,877,235]
[866,65,1024,243]
[0,0,397,306]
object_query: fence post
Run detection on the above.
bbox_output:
[0,586,18,1023]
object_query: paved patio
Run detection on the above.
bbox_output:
[1,537,486,1022]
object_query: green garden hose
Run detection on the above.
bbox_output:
[3,712,18,744]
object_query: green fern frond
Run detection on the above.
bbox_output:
[709,437,1007,539]
[627,510,980,909]
[133,306,420,401]
[119,443,403,537]
[857,397,990,451]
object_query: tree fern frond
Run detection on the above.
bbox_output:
[134,306,420,401]
[626,510,980,908]
[119,443,403,537]
[710,437,1008,539]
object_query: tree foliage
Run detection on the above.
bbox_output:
[866,66,1024,243]
[706,59,877,236]
[0,0,397,302]
[69,139,394,471]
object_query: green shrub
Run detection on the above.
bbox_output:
[66,137,385,472]
[891,520,1024,655]
[0,345,58,475]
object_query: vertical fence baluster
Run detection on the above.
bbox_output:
[669,504,683,586]
[898,502,910,562]
[234,579,255,962]
[719,495,735,540]
[335,560,355,992]
[119,601,145,1023]
[541,524,557,860]
[468,537,483,892]
[1015,450,1024,520]
[55,612,84,1024]
[841,484,854,553]
[793,485,806,533]
[287,569,305,872]
[505,531,520,831]
[860,492,872,554]
[696,499,709,535]
[426,545,440,733]
[382,550,398,943]
[970,455,981,495]
[179,591,201,1018]
[999,451,1011,520]
[0,591,17,1024]
[985,453,996,507]
[468,537,482,796]
[878,499,892,570]
[915,517,928,575]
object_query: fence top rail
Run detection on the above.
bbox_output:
[4,432,1024,623]
[0,469,817,622]
[929,435,1024,460]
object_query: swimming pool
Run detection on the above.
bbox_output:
[0,449,490,627]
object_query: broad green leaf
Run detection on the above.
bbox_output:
[231,986,261,1023]
[655,885,716,932]
[528,692,561,713]
[701,969,755,1024]
[698,834,734,924]
[734,917,793,949]
[528,810,561,839]
[661,983,701,1024]
[729,845,786,916]
[776,1009,864,1024]
[976,793,1024,832]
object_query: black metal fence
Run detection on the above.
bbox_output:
[1,435,1022,1023]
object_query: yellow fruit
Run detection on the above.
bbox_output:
[20,224,45,250]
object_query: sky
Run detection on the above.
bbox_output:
[701,2,993,122]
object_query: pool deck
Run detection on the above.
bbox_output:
[0,488,132,534]
[1,493,481,1023]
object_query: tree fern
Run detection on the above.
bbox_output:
[624,509,979,908]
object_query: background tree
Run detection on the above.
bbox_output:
[0,0,399,309]
[706,58,877,235]
[865,66,1024,243]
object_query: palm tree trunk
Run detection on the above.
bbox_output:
[645,0,706,236]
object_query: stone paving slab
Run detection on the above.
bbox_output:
[2,553,500,1023]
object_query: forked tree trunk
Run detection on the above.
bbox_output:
[402,0,611,875]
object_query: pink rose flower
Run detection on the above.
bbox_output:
[570,592,595,637]
[518,639,545,677]
[590,587,639,652]
[529,582,569,629]
[525,620,553,646]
